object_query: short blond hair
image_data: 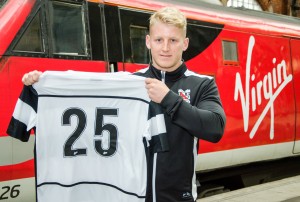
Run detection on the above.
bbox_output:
[149,7,187,35]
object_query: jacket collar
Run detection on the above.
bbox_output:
[149,62,187,82]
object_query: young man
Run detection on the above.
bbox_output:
[134,7,226,202]
[21,7,226,202]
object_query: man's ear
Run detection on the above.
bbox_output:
[146,35,151,49]
[183,37,189,51]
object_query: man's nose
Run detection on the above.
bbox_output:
[162,41,170,51]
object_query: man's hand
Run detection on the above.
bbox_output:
[22,70,42,86]
[145,78,169,103]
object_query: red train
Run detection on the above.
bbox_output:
[1,0,300,200]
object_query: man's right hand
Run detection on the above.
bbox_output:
[22,70,42,86]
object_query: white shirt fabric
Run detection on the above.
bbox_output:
[8,71,167,202]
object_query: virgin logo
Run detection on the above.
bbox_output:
[234,36,293,139]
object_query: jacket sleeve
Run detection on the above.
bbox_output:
[160,78,226,143]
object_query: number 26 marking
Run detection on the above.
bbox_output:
[62,108,118,157]
[0,185,20,200]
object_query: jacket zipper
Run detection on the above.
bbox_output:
[161,71,166,83]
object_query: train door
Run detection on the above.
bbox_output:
[291,39,300,154]
[118,8,151,72]
[101,4,123,72]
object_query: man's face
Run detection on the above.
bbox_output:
[146,21,189,72]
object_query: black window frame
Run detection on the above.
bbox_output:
[8,1,47,58]
[13,11,45,54]
[47,0,91,60]
[119,8,151,64]
[8,0,94,60]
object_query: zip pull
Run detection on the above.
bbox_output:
[161,71,166,83]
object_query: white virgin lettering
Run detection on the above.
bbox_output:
[234,36,293,139]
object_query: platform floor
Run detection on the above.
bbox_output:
[197,175,300,202]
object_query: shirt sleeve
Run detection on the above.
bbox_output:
[147,101,169,153]
[6,86,38,142]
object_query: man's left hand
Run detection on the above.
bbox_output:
[145,78,169,103]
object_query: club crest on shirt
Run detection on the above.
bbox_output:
[178,89,191,103]
[181,191,192,200]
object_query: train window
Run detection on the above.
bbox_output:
[119,9,150,64]
[130,25,149,64]
[0,0,8,9]
[222,40,239,64]
[14,12,43,53]
[49,1,87,56]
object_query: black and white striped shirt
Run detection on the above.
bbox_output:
[7,71,168,202]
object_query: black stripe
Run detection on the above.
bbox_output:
[37,181,146,198]
[150,133,169,153]
[6,117,31,142]
[38,94,149,104]
[20,86,38,112]
[148,101,163,120]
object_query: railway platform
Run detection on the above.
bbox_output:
[197,175,300,202]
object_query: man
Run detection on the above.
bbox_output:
[134,7,226,202]
[22,7,226,202]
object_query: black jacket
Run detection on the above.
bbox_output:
[134,62,226,202]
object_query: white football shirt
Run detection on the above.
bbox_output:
[7,71,168,202]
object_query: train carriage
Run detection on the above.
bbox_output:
[0,0,300,201]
